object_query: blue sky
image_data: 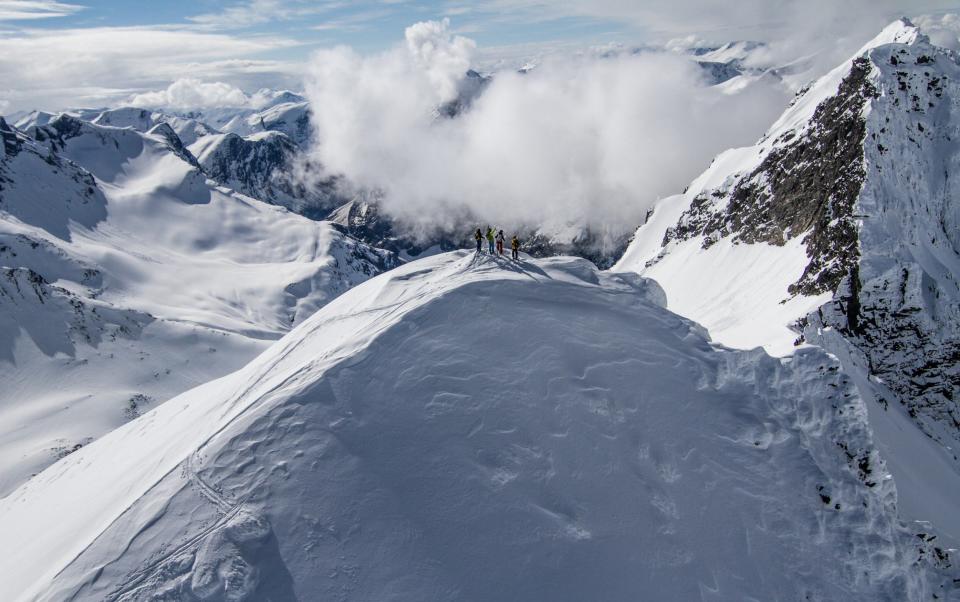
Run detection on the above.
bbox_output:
[3,0,634,58]
[1,0,959,112]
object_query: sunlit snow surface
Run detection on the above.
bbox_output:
[0,252,949,601]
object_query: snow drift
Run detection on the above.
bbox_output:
[0,252,951,600]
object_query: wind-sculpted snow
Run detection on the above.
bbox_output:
[0,252,954,601]
[0,116,398,495]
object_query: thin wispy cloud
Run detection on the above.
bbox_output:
[189,0,347,29]
[311,8,395,32]
[3,0,959,116]
[0,0,84,21]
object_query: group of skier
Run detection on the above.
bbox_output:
[474,227,520,260]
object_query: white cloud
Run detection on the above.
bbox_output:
[128,79,252,109]
[304,20,790,239]
[404,18,475,102]
[310,7,396,32]
[914,13,960,50]
[0,26,300,111]
[0,0,83,21]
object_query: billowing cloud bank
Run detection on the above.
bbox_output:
[304,19,790,237]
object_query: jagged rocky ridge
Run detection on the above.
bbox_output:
[805,36,960,453]
[663,56,875,296]
[619,20,960,483]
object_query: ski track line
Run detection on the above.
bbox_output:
[186,449,232,512]
[105,450,242,601]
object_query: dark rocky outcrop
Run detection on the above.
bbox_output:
[665,57,878,296]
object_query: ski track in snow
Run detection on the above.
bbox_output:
[104,450,243,601]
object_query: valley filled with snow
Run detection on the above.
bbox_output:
[2,8,960,602]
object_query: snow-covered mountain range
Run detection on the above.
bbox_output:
[1,16,960,602]
[0,110,395,495]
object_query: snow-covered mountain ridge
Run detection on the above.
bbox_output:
[2,252,955,600]
[616,18,960,542]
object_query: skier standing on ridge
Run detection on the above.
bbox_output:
[474,228,483,253]
[511,235,520,260]
[495,229,505,256]
[486,227,495,254]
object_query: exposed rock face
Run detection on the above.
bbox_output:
[27,113,87,151]
[327,197,462,257]
[805,38,960,454]
[696,60,743,84]
[146,122,200,167]
[437,69,491,118]
[664,57,877,296]
[194,131,342,217]
[0,117,22,158]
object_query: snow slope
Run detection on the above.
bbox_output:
[0,115,396,495]
[0,252,954,601]
[615,19,960,545]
